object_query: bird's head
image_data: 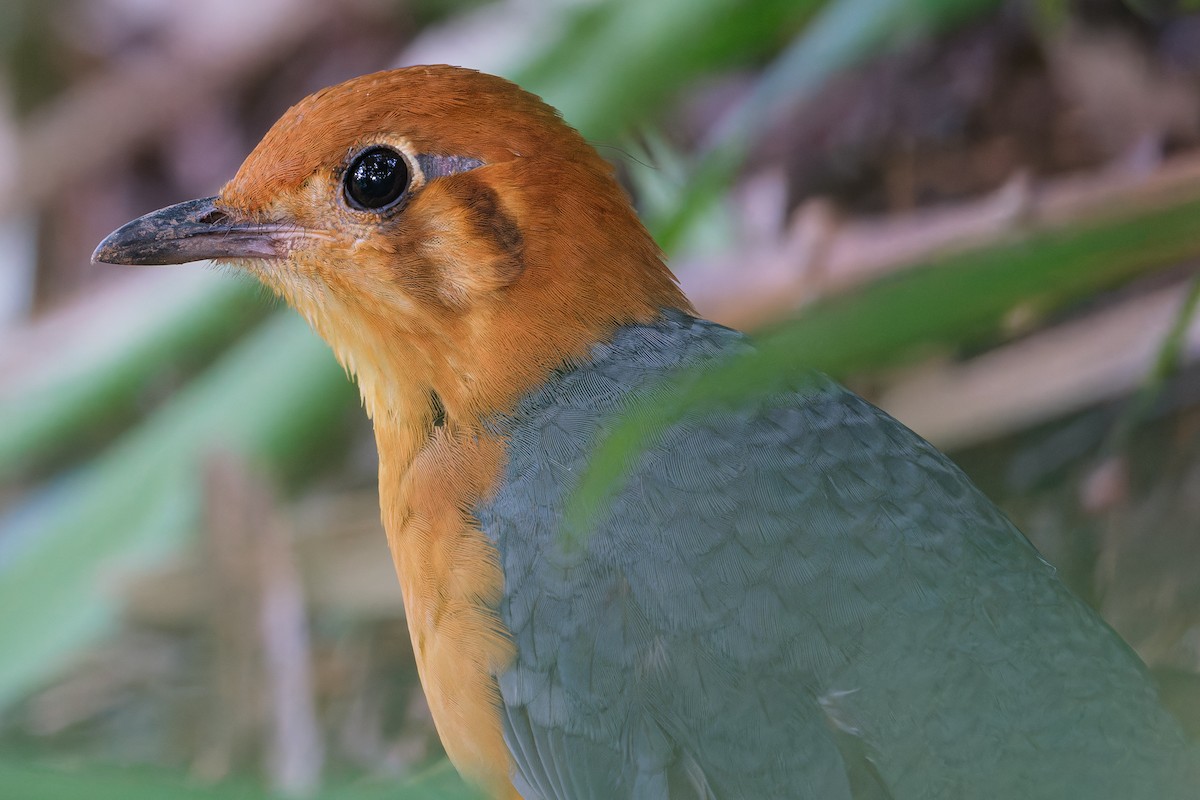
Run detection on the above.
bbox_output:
[95,65,689,429]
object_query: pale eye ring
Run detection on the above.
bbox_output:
[344,146,410,211]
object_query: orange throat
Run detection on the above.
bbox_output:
[379,417,517,797]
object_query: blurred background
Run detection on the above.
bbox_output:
[4,0,1200,796]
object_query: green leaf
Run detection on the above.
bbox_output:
[652,0,1003,252]
[569,192,1200,534]
[0,271,266,478]
[0,312,355,709]
[513,0,819,141]
[0,757,479,800]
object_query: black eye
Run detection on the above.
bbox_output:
[344,147,409,211]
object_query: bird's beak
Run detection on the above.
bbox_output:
[92,196,288,266]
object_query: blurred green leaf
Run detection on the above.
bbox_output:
[0,271,266,478]
[0,311,355,709]
[0,757,479,800]
[651,0,1002,252]
[570,193,1200,533]
[513,0,818,142]
[1105,274,1200,454]
[623,131,736,259]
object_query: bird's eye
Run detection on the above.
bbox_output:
[344,147,410,211]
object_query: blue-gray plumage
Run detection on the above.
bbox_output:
[478,309,1198,800]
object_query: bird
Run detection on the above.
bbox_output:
[94,65,1198,799]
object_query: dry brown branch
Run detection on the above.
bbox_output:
[197,451,323,795]
[123,490,398,629]
[877,279,1200,449]
[683,152,1200,330]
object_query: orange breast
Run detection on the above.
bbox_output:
[380,423,520,799]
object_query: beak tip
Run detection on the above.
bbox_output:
[91,225,150,266]
[91,238,119,266]
[91,196,283,267]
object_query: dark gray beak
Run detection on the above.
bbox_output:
[92,196,287,265]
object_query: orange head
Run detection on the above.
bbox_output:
[95,65,690,429]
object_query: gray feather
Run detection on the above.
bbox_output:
[477,310,1197,799]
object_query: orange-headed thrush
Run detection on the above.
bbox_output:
[95,66,1199,799]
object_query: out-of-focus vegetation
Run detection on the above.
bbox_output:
[3,0,1200,797]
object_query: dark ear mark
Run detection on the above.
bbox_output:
[417,173,525,306]
[461,178,525,283]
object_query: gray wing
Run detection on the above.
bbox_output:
[479,315,1197,800]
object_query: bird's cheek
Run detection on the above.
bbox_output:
[421,237,521,308]
[395,174,527,308]
[411,221,525,309]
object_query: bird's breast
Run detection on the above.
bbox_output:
[379,425,520,799]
